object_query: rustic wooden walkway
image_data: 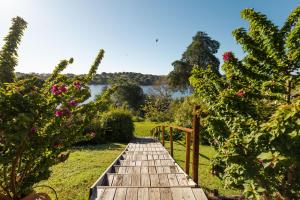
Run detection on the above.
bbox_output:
[89,137,207,200]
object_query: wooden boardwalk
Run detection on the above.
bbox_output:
[89,138,207,200]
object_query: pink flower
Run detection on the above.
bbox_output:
[68,100,77,107]
[31,127,37,134]
[51,84,61,95]
[236,90,246,97]
[223,52,234,62]
[258,159,264,165]
[59,85,68,93]
[73,81,81,89]
[55,110,63,117]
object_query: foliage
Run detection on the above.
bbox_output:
[168,31,220,91]
[190,6,300,199]
[142,84,174,122]
[110,79,145,112]
[100,109,134,143]
[0,17,109,199]
[16,72,164,86]
[0,17,27,84]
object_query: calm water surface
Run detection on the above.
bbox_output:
[87,84,190,103]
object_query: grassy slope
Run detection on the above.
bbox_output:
[35,143,126,200]
[134,121,242,196]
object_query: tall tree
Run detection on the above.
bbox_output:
[0,17,27,84]
[168,31,220,91]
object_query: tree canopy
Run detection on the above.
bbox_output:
[168,31,220,91]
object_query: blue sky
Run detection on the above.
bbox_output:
[0,0,299,75]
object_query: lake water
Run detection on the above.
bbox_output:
[87,84,190,102]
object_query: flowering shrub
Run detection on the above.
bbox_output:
[190,6,300,199]
[0,17,111,199]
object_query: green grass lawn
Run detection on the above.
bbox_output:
[35,143,126,200]
[134,121,242,196]
[35,121,241,199]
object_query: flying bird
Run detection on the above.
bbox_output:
[155,39,159,43]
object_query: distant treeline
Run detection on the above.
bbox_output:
[16,72,165,85]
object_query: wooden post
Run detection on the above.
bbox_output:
[169,127,173,157]
[162,126,165,146]
[192,105,200,185]
[185,132,191,175]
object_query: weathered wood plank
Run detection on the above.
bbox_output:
[141,174,150,187]
[112,175,123,186]
[100,188,116,200]
[126,188,138,200]
[160,188,172,200]
[138,188,149,200]
[168,174,179,186]
[131,174,140,186]
[158,174,169,186]
[149,188,160,200]
[114,188,126,200]
[192,188,208,200]
[150,174,160,186]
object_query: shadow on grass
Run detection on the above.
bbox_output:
[175,141,211,161]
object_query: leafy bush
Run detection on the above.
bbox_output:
[99,109,134,143]
[190,6,300,199]
[0,17,109,199]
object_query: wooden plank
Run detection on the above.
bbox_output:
[133,167,141,174]
[114,188,127,200]
[100,188,116,200]
[107,174,114,186]
[176,174,188,186]
[158,174,169,186]
[163,166,171,173]
[170,166,178,173]
[112,175,123,186]
[131,174,140,186]
[160,188,172,200]
[192,188,208,200]
[149,188,160,200]
[170,188,182,200]
[118,167,127,174]
[141,174,150,187]
[156,166,164,173]
[126,188,138,200]
[126,167,134,174]
[141,166,148,174]
[182,187,196,200]
[148,166,156,174]
[168,174,179,186]
[96,188,104,200]
[150,174,160,186]
[138,188,149,200]
[122,175,131,186]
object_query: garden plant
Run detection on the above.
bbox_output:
[190,6,300,199]
[0,17,110,199]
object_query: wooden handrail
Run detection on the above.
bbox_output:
[151,105,201,185]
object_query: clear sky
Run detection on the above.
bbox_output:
[0,0,299,75]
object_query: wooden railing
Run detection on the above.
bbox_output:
[151,105,201,184]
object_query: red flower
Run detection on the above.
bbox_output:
[55,110,63,117]
[51,84,61,95]
[59,85,68,93]
[223,52,233,62]
[236,90,246,97]
[68,100,77,107]
[73,81,81,89]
